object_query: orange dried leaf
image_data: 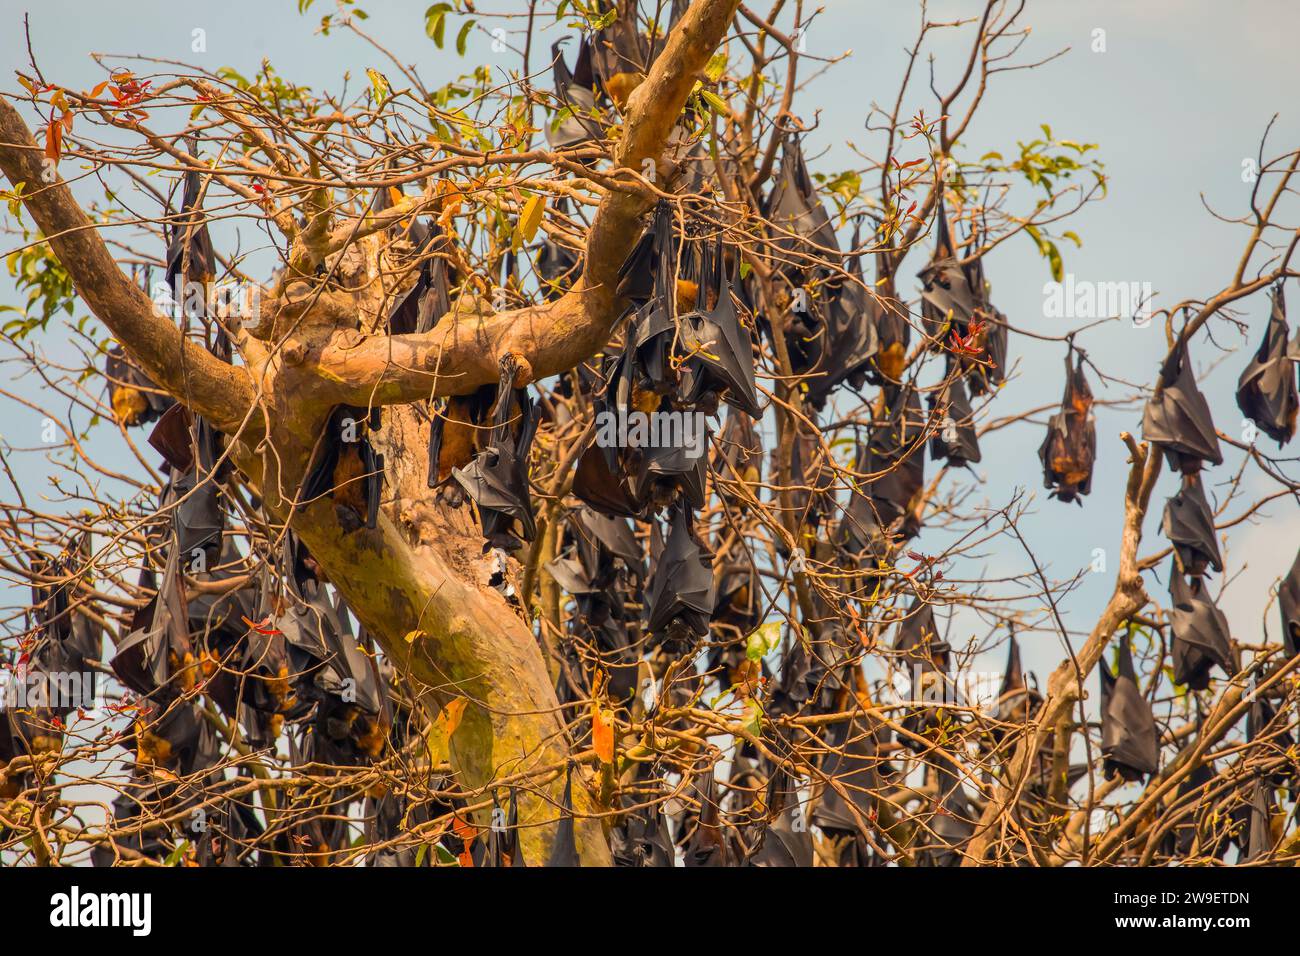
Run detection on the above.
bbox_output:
[439,697,469,737]
[591,702,615,764]
[44,122,61,163]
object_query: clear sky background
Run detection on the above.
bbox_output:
[2,0,1298,708]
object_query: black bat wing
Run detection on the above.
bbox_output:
[1235,287,1298,444]
[1141,341,1223,470]
[544,767,581,867]
[1278,546,1300,659]
[1161,472,1223,574]
[1100,640,1159,780]
[1169,568,1234,690]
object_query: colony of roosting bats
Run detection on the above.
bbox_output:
[3,0,1300,867]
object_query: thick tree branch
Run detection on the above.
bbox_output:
[312,0,744,404]
[0,94,257,435]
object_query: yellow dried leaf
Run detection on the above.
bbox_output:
[512,193,545,251]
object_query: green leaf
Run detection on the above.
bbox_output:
[699,90,729,116]
[741,698,764,738]
[163,841,190,866]
[746,621,782,662]
[704,51,728,83]
[425,3,452,45]
[434,844,458,865]
[456,19,474,56]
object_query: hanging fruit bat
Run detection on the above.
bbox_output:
[996,631,1042,731]
[681,767,729,867]
[745,769,813,867]
[621,212,683,399]
[918,198,979,343]
[1236,284,1298,445]
[768,618,846,718]
[105,344,173,427]
[1278,546,1300,660]
[89,782,172,865]
[918,204,1008,391]
[764,133,840,273]
[1161,471,1223,575]
[194,799,265,867]
[643,501,713,650]
[611,800,675,867]
[834,486,892,566]
[153,410,227,570]
[870,273,911,385]
[1247,696,1296,786]
[275,546,383,759]
[572,362,650,517]
[712,407,762,508]
[547,38,603,149]
[710,541,761,639]
[225,573,293,721]
[573,437,645,518]
[1243,777,1276,862]
[1141,340,1223,472]
[1098,635,1159,782]
[679,237,762,417]
[1039,351,1096,504]
[165,143,217,312]
[810,715,885,837]
[1169,564,1234,691]
[798,220,880,408]
[616,200,672,305]
[678,139,721,200]
[571,505,645,581]
[894,595,954,749]
[1161,713,1217,858]
[923,768,975,867]
[147,402,196,473]
[131,698,221,776]
[184,540,258,711]
[426,385,495,494]
[15,544,102,754]
[478,788,527,867]
[386,224,454,335]
[628,404,710,511]
[587,1,652,109]
[299,405,385,533]
[778,422,836,543]
[29,535,100,655]
[858,385,926,536]
[929,372,981,467]
[960,252,1009,395]
[535,197,583,299]
[545,766,581,867]
[112,551,197,701]
[453,361,539,551]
